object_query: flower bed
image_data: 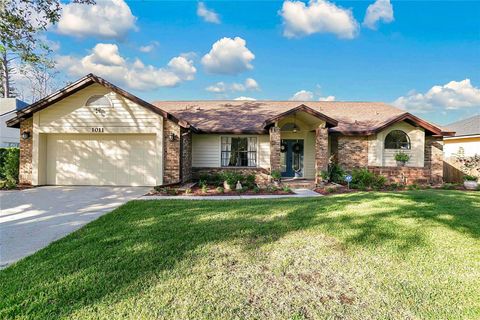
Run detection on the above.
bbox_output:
[146,185,294,197]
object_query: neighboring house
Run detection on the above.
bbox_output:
[0,98,28,147]
[444,115,480,158]
[6,74,453,187]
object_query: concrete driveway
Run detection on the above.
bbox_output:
[0,186,149,269]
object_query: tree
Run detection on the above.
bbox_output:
[0,0,94,97]
[19,51,60,102]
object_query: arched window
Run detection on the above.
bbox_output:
[385,130,411,149]
[280,122,300,132]
[86,95,112,108]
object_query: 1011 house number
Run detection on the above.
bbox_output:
[91,127,104,133]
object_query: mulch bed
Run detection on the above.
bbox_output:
[146,185,294,197]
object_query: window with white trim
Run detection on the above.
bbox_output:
[221,137,257,167]
[86,95,112,117]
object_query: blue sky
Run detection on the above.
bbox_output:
[44,0,479,125]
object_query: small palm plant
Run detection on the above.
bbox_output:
[394,151,410,166]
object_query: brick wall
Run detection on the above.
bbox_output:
[163,119,181,184]
[425,136,444,184]
[181,128,192,183]
[368,166,431,184]
[192,167,271,186]
[269,126,281,173]
[336,135,368,170]
[315,126,329,183]
[19,118,33,185]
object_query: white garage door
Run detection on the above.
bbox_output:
[46,134,158,186]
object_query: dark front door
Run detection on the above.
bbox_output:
[281,139,304,178]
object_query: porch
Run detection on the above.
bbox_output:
[266,105,336,183]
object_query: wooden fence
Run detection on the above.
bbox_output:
[443,161,465,183]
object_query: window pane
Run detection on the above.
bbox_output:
[384,130,411,149]
[220,137,257,167]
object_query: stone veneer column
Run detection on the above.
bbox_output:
[19,118,33,185]
[315,125,329,183]
[163,119,181,184]
[269,126,281,174]
[425,136,444,184]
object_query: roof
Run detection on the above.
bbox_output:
[6,74,191,129]
[152,100,450,135]
[5,73,450,136]
[446,115,480,137]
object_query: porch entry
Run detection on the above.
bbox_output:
[280,139,304,178]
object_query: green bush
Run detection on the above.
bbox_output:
[216,186,224,194]
[270,170,281,181]
[0,147,19,188]
[394,151,410,163]
[350,168,386,190]
[442,183,456,190]
[221,171,244,187]
[464,175,478,182]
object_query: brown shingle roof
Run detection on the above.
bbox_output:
[446,115,480,137]
[152,100,447,135]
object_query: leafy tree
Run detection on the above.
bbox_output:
[0,0,94,97]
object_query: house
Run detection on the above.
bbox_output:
[6,74,453,187]
[0,98,28,147]
[444,115,480,158]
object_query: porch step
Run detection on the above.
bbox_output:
[282,179,317,190]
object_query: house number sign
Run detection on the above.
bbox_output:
[91,127,105,133]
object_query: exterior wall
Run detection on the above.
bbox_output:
[315,126,329,183]
[336,135,369,169]
[444,136,480,157]
[21,83,164,185]
[368,122,425,167]
[425,136,444,184]
[19,118,33,185]
[163,119,181,184]
[1,98,26,147]
[191,133,270,169]
[269,127,281,173]
[181,128,192,183]
[368,166,431,184]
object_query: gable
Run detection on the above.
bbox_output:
[36,84,162,132]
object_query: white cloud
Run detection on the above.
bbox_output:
[280,0,359,39]
[363,0,394,30]
[57,0,137,39]
[197,2,221,24]
[206,82,227,93]
[245,78,260,91]
[393,79,480,113]
[319,95,336,101]
[57,43,196,91]
[201,37,255,75]
[290,90,314,101]
[234,96,256,101]
[139,41,159,53]
[205,78,260,93]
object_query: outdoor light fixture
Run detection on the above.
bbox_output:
[21,131,30,140]
[168,133,176,141]
[292,114,298,133]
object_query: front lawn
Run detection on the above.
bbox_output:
[1,190,479,319]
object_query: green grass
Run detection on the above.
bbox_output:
[1,190,479,319]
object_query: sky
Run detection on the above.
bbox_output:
[37,0,480,125]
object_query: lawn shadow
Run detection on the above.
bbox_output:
[0,190,478,318]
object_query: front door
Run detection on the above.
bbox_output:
[280,139,304,178]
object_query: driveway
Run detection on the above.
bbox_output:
[0,186,149,269]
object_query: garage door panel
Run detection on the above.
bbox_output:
[46,134,157,186]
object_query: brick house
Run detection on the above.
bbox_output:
[7,74,453,187]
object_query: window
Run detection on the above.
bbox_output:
[221,137,257,167]
[86,95,111,108]
[384,130,411,149]
[86,95,112,117]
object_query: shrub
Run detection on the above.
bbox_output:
[0,147,19,186]
[350,168,386,190]
[394,151,410,163]
[282,185,291,193]
[464,175,478,182]
[221,172,244,187]
[387,183,401,191]
[408,183,420,190]
[253,186,260,193]
[245,174,256,189]
[442,183,456,190]
[326,187,336,193]
[201,185,208,194]
[270,170,281,181]
[216,186,224,194]
[184,188,192,195]
[199,179,208,188]
[321,163,346,184]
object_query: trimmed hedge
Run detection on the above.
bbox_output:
[0,147,20,186]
